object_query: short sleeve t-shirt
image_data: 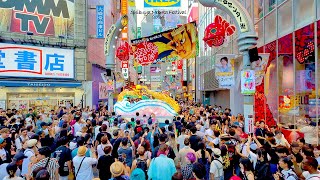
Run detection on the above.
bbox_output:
[53,145,72,176]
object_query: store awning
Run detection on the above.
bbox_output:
[0,81,82,88]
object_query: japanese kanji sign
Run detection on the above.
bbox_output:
[96,5,105,39]
[216,0,249,33]
[0,43,74,79]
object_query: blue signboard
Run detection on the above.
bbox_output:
[0,81,82,87]
[96,5,105,38]
[144,0,181,7]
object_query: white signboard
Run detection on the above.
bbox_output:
[122,68,129,79]
[182,59,187,81]
[0,43,74,79]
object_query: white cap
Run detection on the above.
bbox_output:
[27,139,37,148]
[212,148,221,156]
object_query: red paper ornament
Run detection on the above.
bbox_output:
[203,15,236,47]
[133,41,158,66]
[116,41,130,61]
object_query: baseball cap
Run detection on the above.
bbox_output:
[13,152,27,161]
[212,148,221,156]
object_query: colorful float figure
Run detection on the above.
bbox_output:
[114,85,180,122]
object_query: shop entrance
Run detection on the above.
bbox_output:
[7,93,75,113]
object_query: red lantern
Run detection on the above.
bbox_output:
[203,15,236,47]
[116,41,130,61]
[133,41,158,66]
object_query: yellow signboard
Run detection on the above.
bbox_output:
[121,0,128,15]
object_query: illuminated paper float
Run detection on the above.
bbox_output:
[115,85,179,121]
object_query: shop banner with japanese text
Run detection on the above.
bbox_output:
[0,0,75,37]
[215,54,235,88]
[0,43,74,79]
[241,70,255,95]
[131,22,197,66]
[99,83,109,99]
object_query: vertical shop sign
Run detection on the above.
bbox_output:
[244,104,254,133]
[137,27,141,38]
[182,59,187,81]
[122,68,129,79]
[241,70,255,95]
[121,0,128,15]
[96,5,105,38]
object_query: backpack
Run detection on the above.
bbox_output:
[136,158,148,175]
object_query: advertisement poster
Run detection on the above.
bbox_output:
[99,83,109,99]
[241,70,256,95]
[0,43,74,79]
[131,22,197,66]
[215,54,235,88]
[252,53,269,86]
[144,0,181,8]
[0,0,75,37]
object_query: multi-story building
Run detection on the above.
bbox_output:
[198,0,320,142]
[0,0,87,111]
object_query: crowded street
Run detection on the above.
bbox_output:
[0,0,320,180]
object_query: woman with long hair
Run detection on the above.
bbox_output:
[239,158,254,180]
[195,142,211,180]
[3,163,23,180]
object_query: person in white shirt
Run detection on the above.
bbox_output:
[21,139,37,178]
[15,128,29,151]
[300,122,318,145]
[205,120,218,151]
[73,146,98,180]
[177,128,189,150]
[275,130,290,148]
[97,136,112,158]
[210,148,224,180]
[73,118,85,136]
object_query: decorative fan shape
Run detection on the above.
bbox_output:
[116,41,130,61]
[203,15,236,47]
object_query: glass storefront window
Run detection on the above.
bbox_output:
[318,0,320,20]
[265,11,276,43]
[294,0,315,29]
[257,0,264,19]
[265,0,276,14]
[278,33,294,126]
[294,24,318,144]
[257,19,264,47]
[278,0,293,38]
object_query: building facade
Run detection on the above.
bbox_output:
[198,0,320,142]
[0,0,87,112]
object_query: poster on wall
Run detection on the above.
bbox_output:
[215,54,235,88]
[251,53,270,86]
[131,22,197,66]
[99,83,109,99]
[0,43,75,79]
[0,0,75,37]
[241,70,255,95]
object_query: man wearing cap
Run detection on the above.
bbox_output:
[210,148,224,180]
[21,139,37,178]
[0,152,27,180]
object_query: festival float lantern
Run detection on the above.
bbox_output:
[203,15,236,47]
[116,41,130,61]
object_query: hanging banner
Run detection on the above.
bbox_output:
[96,5,105,39]
[251,53,269,86]
[215,54,235,88]
[241,70,255,95]
[131,22,197,66]
[99,83,109,99]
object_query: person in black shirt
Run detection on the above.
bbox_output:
[255,121,267,145]
[95,124,112,146]
[97,145,114,180]
[152,134,176,160]
[110,130,122,158]
[189,126,201,152]
[53,137,72,179]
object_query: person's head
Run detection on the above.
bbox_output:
[220,57,228,67]
[6,163,18,178]
[192,162,206,180]
[59,137,69,146]
[184,137,190,146]
[37,146,51,159]
[239,158,254,172]
[159,134,167,143]
[103,145,112,155]
[257,148,268,162]
[110,161,125,178]
[136,120,140,125]
[136,112,139,117]
[259,121,265,129]
[185,152,196,164]
[101,135,109,145]
[137,146,145,156]
[157,144,169,156]
[113,130,119,138]
[0,128,10,138]
[302,156,318,172]
[276,146,289,158]
[212,148,221,159]
[27,139,38,149]
[12,152,27,166]
[121,138,128,147]
[301,146,314,159]
[279,157,293,170]
[291,141,301,154]
[77,146,87,157]
[165,120,169,125]
[275,130,282,139]
[297,138,305,148]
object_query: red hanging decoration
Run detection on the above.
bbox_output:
[133,41,158,66]
[116,41,130,61]
[203,15,236,47]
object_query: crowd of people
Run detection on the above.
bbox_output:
[0,103,319,180]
